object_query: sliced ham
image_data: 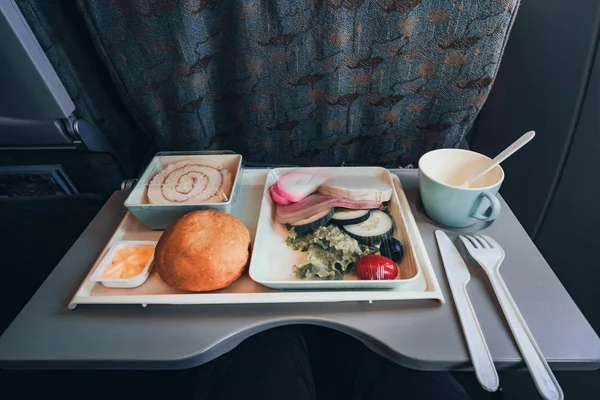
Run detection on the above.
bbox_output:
[319,176,393,202]
[276,194,381,224]
[331,197,381,211]
[276,194,331,224]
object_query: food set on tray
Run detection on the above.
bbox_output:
[270,172,403,280]
[69,151,445,308]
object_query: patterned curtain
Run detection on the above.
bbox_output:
[69,1,519,166]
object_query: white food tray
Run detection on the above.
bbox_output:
[69,169,444,309]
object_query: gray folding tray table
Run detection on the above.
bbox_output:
[0,169,598,371]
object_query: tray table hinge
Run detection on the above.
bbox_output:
[121,178,138,191]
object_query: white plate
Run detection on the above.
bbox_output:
[249,167,426,290]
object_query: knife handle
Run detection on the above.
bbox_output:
[452,282,499,392]
[490,271,563,400]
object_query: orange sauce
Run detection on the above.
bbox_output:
[101,245,155,279]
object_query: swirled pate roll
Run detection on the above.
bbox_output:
[147,160,233,204]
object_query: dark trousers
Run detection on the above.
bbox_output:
[194,325,471,400]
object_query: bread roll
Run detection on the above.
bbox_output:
[154,210,251,292]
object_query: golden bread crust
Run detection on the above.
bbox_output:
[155,210,251,292]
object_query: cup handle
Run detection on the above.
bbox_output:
[471,191,501,221]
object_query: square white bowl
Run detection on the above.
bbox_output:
[124,151,243,229]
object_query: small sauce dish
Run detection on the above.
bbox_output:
[90,240,157,288]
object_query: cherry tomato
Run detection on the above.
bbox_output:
[356,255,399,280]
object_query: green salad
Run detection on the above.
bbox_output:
[286,225,377,280]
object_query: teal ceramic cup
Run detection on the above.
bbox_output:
[418,149,504,228]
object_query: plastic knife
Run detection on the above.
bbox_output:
[435,230,499,392]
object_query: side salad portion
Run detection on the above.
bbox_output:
[270,171,405,281]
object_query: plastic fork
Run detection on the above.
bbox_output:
[459,234,564,400]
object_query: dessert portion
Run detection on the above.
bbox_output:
[154,209,251,292]
[147,160,233,204]
[269,171,404,281]
[100,244,155,279]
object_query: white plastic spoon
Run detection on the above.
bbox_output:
[461,130,536,187]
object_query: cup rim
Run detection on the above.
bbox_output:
[418,148,505,191]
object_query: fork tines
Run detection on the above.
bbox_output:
[461,234,497,248]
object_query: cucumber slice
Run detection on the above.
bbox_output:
[331,209,371,225]
[288,208,334,236]
[342,210,393,245]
